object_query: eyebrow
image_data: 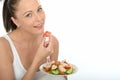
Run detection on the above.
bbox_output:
[23,5,42,15]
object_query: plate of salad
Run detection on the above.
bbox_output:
[39,60,78,76]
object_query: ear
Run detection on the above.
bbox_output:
[11,17,20,27]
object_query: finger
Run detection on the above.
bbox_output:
[41,37,46,47]
[44,41,49,47]
[64,76,68,80]
[47,35,54,54]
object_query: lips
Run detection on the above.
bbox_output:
[34,25,43,30]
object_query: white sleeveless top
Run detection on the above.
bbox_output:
[3,35,65,80]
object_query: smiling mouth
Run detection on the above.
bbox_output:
[34,25,43,30]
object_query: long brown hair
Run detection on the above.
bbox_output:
[3,0,20,32]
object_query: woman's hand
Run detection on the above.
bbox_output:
[27,31,59,74]
[33,34,54,66]
[22,32,59,80]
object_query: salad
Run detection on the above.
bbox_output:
[42,60,75,75]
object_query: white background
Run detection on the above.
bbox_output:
[0,0,120,80]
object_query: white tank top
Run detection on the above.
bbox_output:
[3,35,65,80]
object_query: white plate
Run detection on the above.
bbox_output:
[39,62,78,76]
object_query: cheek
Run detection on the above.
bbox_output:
[43,15,45,22]
[20,20,34,27]
[20,21,34,32]
[43,13,46,21]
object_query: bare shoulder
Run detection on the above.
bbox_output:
[0,37,8,50]
[0,37,8,46]
[0,37,14,79]
[0,37,13,62]
[0,37,10,51]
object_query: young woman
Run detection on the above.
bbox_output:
[0,0,67,80]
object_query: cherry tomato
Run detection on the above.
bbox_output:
[55,61,60,66]
[45,67,50,72]
[43,31,51,37]
[64,65,71,69]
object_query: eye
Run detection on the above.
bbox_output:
[25,13,32,17]
[37,7,42,12]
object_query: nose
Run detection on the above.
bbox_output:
[35,14,41,21]
[35,13,42,22]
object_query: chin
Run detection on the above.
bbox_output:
[36,29,44,36]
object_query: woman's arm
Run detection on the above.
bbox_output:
[22,57,43,80]
[50,35,59,61]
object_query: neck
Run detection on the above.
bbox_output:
[9,29,43,46]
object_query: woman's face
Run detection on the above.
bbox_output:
[12,0,45,35]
